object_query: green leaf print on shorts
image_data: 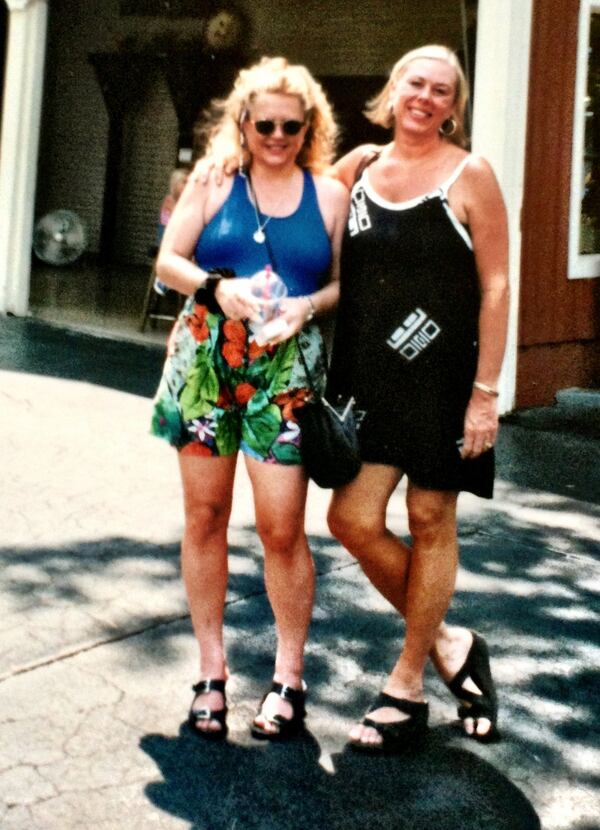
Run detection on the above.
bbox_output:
[214,408,239,457]
[180,350,220,421]
[270,440,301,465]
[265,337,296,396]
[152,395,184,445]
[242,389,282,456]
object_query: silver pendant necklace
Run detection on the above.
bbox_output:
[253,222,269,245]
[246,173,287,244]
[249,189,272,244]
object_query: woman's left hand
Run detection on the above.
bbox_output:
[260,297,313,345]
[460,391,499,458]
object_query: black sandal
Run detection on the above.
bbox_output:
[251,681,306,741]
[349,692,429,754]
[188,679,228,740]
[446,631,500,743]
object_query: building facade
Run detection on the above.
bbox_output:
[0,0,598,409]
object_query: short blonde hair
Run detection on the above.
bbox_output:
[365,45,469,148]
[203,56,338,173]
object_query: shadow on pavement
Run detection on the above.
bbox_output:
[0,316,164,397]
[140,725,540,830]
[2,510,598,796]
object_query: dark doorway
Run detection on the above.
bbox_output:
[320,76,389,158]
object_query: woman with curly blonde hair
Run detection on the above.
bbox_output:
[203,56,338,174]
[151,56,348,741]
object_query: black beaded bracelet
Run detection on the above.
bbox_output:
[194,268,236,313]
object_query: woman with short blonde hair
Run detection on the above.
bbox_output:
[327,44,508,752]
[365,44,469,147]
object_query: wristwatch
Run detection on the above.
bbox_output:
[194,268,235,313]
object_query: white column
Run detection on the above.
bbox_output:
[0,0,48,316]
[471,0,534,414]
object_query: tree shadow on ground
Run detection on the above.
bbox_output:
[140,723,540,830]
[1,484,598,819]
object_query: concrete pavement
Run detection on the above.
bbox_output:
[0,316,599,830]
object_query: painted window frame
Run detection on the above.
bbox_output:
[569,0,600,278]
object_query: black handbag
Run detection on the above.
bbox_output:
[295,339,362,489]
[294,151,380,488]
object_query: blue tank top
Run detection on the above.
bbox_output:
[194,170,331,297]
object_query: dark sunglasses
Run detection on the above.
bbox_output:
[250,119,305,136]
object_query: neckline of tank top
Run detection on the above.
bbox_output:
[241,168,308,221]
[358,154,472,212]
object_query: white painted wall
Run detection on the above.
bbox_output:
[0,0,48,315]
[471,0,534,414]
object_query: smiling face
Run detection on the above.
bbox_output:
[242,92,309,169]
[390,57,457,138]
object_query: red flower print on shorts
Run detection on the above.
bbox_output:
[221,319,246,368]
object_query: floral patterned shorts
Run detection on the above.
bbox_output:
[151,298,327,464]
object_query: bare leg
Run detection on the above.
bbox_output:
[329,465,484,745]
[179,452,237,733]
[244,456,314,733]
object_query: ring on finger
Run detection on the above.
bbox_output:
[484,440,494,450]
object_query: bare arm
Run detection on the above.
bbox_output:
[155,175,211,295]
[461,156,510,458]
[329,143,384,190]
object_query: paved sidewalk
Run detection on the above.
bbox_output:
[1,317,599,830]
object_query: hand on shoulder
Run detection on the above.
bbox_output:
[332,143,385,190]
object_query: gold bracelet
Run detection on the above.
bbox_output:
[304,295,316,321]
[473,381,499,397]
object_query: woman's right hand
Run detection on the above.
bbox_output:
[214,277,261,321]
[192,154,239,187]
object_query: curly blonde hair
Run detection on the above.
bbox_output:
[365,45,469,148]
[203,56,338,173]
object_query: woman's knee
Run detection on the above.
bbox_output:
[327,501,380,552]
[407,491,457,545]
[185,500,230,542]
[256,518,305,555]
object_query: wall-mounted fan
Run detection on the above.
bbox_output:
[32,210,87,265]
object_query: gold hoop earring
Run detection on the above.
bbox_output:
[439,117,457,137]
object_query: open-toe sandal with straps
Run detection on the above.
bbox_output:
[349,692,429,755]
[446,631,500,743]
[251,681,307,741]
[188,679,228,741]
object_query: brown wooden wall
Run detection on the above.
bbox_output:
[518,0,600,407]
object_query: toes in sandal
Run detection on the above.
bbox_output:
[446,631,500,743]
[251,681,306,741]
[349,692,429,754]
[188,678,228,740]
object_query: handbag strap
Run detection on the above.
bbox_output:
[353,147,381,183]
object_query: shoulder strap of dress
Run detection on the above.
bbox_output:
[440,154,472,197]
[353,149,381,185]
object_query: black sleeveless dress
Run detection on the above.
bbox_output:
[328,156,494,498]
